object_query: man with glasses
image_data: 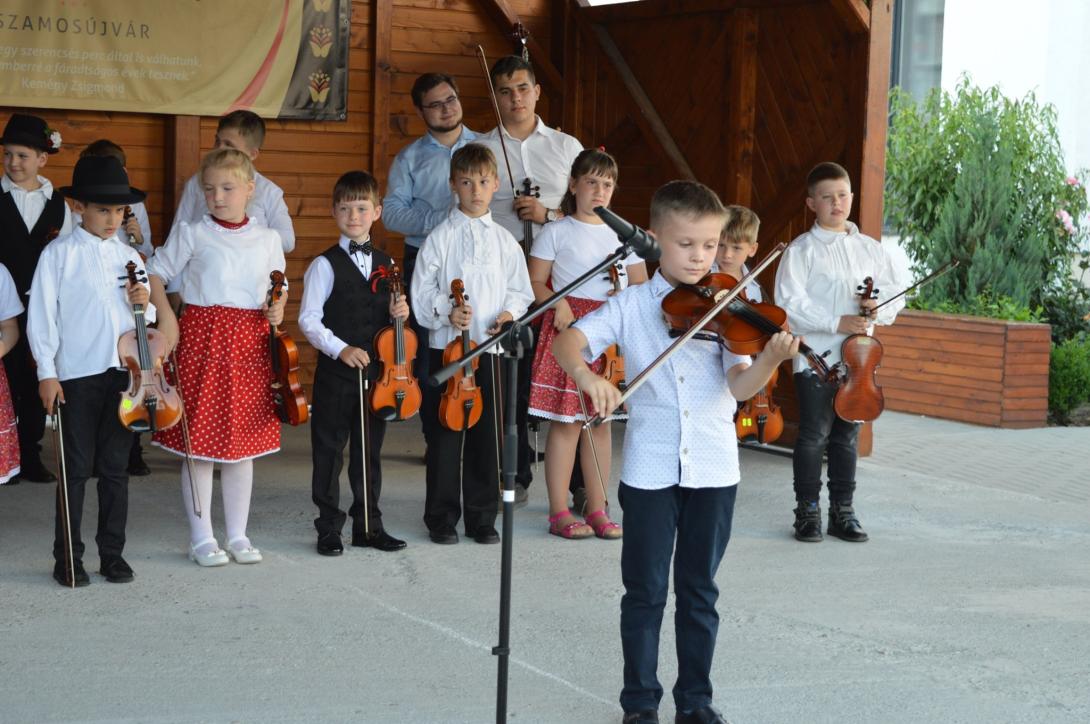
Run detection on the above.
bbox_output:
[384,73,479,444]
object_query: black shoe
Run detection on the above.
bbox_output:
[828,502,869,542]
[316,531,344,556]
[429,526,459,545]
[18,455,56,483]
[472,525,500,545]
[127,450,151,476]
[99,556,134,583]
[793,502,823,542]
[353,529,407,551]
[52,560,90,587]
[623,710,659,724]
[676,705,729,724]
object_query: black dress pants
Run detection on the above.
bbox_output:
[422,349,499,534]
[311,370,388,537]
[53,370,131,563]
[402,245,437,442]
[792,371,861,504]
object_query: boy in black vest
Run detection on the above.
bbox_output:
[299,171,409,555]
[1,113,73,483]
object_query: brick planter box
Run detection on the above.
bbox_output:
[873,310,1051,428]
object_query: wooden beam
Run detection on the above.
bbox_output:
[371,0,392,186]
[724,9,759,206]
[582,0,808,24]
[756,129,847,247]
[830,0,871,34]
[165,115,200,234]
[857,0,894,237]
[587,22,696,180]
[474,0,564,103]
[561,0,583,137]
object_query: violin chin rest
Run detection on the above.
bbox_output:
[374,406,398,422]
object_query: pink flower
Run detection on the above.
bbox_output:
[1066,176,1080,187]
[1056,209,1076,235]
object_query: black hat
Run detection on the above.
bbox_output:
[60,156,146,205]
[1,113,61,154]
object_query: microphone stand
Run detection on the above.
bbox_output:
[429,215,659,724]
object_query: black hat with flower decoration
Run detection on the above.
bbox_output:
[1,113,62,154]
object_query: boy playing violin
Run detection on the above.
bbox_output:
[28,155,173,587]
[774,162,904,543]
[410,143,533,545]
[299,171,409,556]
[553,181,798,724]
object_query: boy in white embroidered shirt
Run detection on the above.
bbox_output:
[553,181,798,724]
[410,143,533,546]
[773,161,904,543]
[28,155,174,588]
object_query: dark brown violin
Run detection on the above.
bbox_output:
[267,270,309,426]
[439,280,483,431]
[662,272,833,379]
[600,259,625,389]
[117,261,182,432]
[371,263,421,421]
[833,277,885,423]
[735,364,784,444]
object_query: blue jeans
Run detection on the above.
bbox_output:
[618,482,737,713]
[792,371,860,504]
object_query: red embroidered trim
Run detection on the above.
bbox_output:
[212,216,249,230]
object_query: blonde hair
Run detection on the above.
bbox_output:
[649,180,725,230]
[721,205,760,245]
[200,147,255,186]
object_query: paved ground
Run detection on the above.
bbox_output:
[0,411,1088,724]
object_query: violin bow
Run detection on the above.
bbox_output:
[476,45,526,254]
[169,349,202,518]
[358,367,371,538]
[872,259,960,313]
[50,401,75,588]
[576,382,611,510]
[583,243,788,429]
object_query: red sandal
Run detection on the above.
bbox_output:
[548,509,593,539]
[585,509,623,539]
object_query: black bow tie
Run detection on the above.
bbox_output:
[349,239,372,256]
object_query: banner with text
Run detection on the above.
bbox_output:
[0,0,349,120]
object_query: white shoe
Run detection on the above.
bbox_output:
[226,537,262,564]
[188,538,229,567]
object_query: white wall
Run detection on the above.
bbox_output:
[941,0,1090,175]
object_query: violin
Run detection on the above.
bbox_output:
[832,277,885,423]
[117,261,183,432]
[267,270,309,426]
[662,272,833,379]
[600,259,625,390]
[371,263,421,421]
[518,178,541,256]
[735,364,784,444]
[439,280,483,431]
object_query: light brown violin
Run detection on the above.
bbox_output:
[439,279,483,431]
[267,270,309,426]
[370,263,421,421]
[600,259,626,390]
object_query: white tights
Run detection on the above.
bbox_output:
[180,459,254,552]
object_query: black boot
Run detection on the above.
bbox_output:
[828,501,869,542]
[792,501,823,542]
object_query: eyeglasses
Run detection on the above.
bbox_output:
[421,95,460,111]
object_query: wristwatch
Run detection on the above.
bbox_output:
[545,208,559,223]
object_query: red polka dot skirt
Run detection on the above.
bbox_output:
[153,305,280,462]
[0,367,19,484]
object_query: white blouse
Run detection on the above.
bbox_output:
[529,216,638,301]
[147,215,286,309]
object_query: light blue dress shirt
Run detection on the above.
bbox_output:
[382,126,479,249]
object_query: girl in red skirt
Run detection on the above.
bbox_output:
[0,263,23,485]
[146,148,287,567]
[527,149,647,539]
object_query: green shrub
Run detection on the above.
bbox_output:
[886,78,1090,336]
[1049,334,1090,422]
[909,292,1043,322]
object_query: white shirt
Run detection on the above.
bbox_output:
[171,171,294,253]
[576,271,750,490]
[480,118,583,243]
[73,200,152,257]
[410,208,533,351]
[1,174,74,237]
[299,235,377,360]
[774,222,906,373]
[28,226,154,381]
[0,263,24,321]
[530,216,638,301]
[147,215,286,309]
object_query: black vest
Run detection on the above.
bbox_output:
[315,243,393,383]
[0,189,67,297]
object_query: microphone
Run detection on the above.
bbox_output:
[594,206,661,261]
